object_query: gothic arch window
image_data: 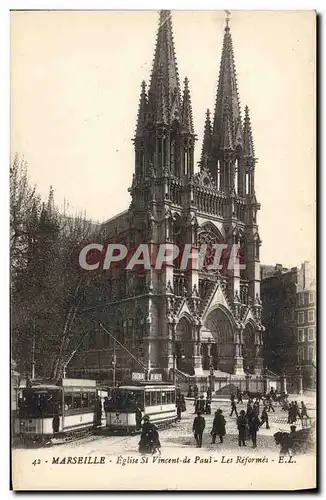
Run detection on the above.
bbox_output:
[245,171,250,195]
[184,149,188,175]
[198,224,224,272]
[217,161,221,191]
[234,159,239,194]
[170,139,176,176]
[239,234,246,279]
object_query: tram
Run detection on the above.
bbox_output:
[104,383,177,433]
[15,378,103,444]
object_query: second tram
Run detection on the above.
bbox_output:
[104,383,177,433]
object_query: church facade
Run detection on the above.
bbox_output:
[74,11,264,383]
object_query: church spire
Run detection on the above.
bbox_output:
[200,109,212,169]
[148,10,182,125]
[181,76,194,134]
[135,80,148,137]
[243,105,255,157]
[221,108,234,151]
[212,16,242,150]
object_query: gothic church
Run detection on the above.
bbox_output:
[76,11,264,384]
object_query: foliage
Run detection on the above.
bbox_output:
[10,155,99,379]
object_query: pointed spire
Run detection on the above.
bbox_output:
[221,110,234,151]
[212,17,242,150]
[200,109,212,169]
[135,81,148,137]
[243,105,255,157]
[156,66,168,125]
[181,77,194,134]
[148,10,182,125]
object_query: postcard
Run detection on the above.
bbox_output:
[10,9,316,490]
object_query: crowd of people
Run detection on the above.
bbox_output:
[138,386,312,455]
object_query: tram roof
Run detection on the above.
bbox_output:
[118,384,176,390]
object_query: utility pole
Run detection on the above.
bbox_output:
[99,324,147,377]
[112,340,117,387]
[31,323,36,380]
[60,330,90,381]
[172,319,176,386]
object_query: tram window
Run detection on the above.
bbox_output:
[145,393,151,406]
[161,392,167,405]
[73,393,82,409]
[171,391,176,404]
[89,393,96,410]
[64,393,73,410]
[156,392,161,405]
[166,392,171,404]
[150,392,157,405]
[81,393,89,408]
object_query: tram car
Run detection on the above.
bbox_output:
[15,378,103,444]
[104,383,177,433]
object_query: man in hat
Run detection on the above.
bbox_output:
[138,415,161,454]
[230,399,238,417]
[237,410,247,447]
[193,411,206,448]
[211,409,226,444]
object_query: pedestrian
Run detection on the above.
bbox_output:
[253,398,260,415]
[260,406,270,429]
[237,387,243,404]
[237,410,247,447]
[193,385,199,411]
[181,394,186,412]
[196,395,205,412]
[249,412,260,448]
[187,385,193,397]
[193,411,206,448]
[205,398,211,415]
[300,401,309,418]
[207,387,212,401]
[267,398,275,413]
[176,400,182,421]
[231,392,235,403]
[230,399,238,417]
[211,409,226,444]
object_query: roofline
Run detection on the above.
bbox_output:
[102,209,129,226]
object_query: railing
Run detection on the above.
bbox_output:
[193,187,225,216]
[170,179,182,206]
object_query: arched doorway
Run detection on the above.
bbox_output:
[243,322,256,374]
[205,307,235,373]
[175,317,193,375]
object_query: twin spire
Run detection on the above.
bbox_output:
[200,18,255,166]
[135,10,194,135]
[136,10,255,162]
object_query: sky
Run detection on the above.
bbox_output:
[10,10,316,268]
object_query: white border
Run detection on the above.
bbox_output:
[2,1,323,498]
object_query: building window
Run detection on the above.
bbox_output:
[298,293,304,306]
[298,311,305,324]
[309,291,315,304]
[308,327,315,341]
[298,328,305,343]
[308,310,315,323]
[298,346,305,361]
[308,347,314,361]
